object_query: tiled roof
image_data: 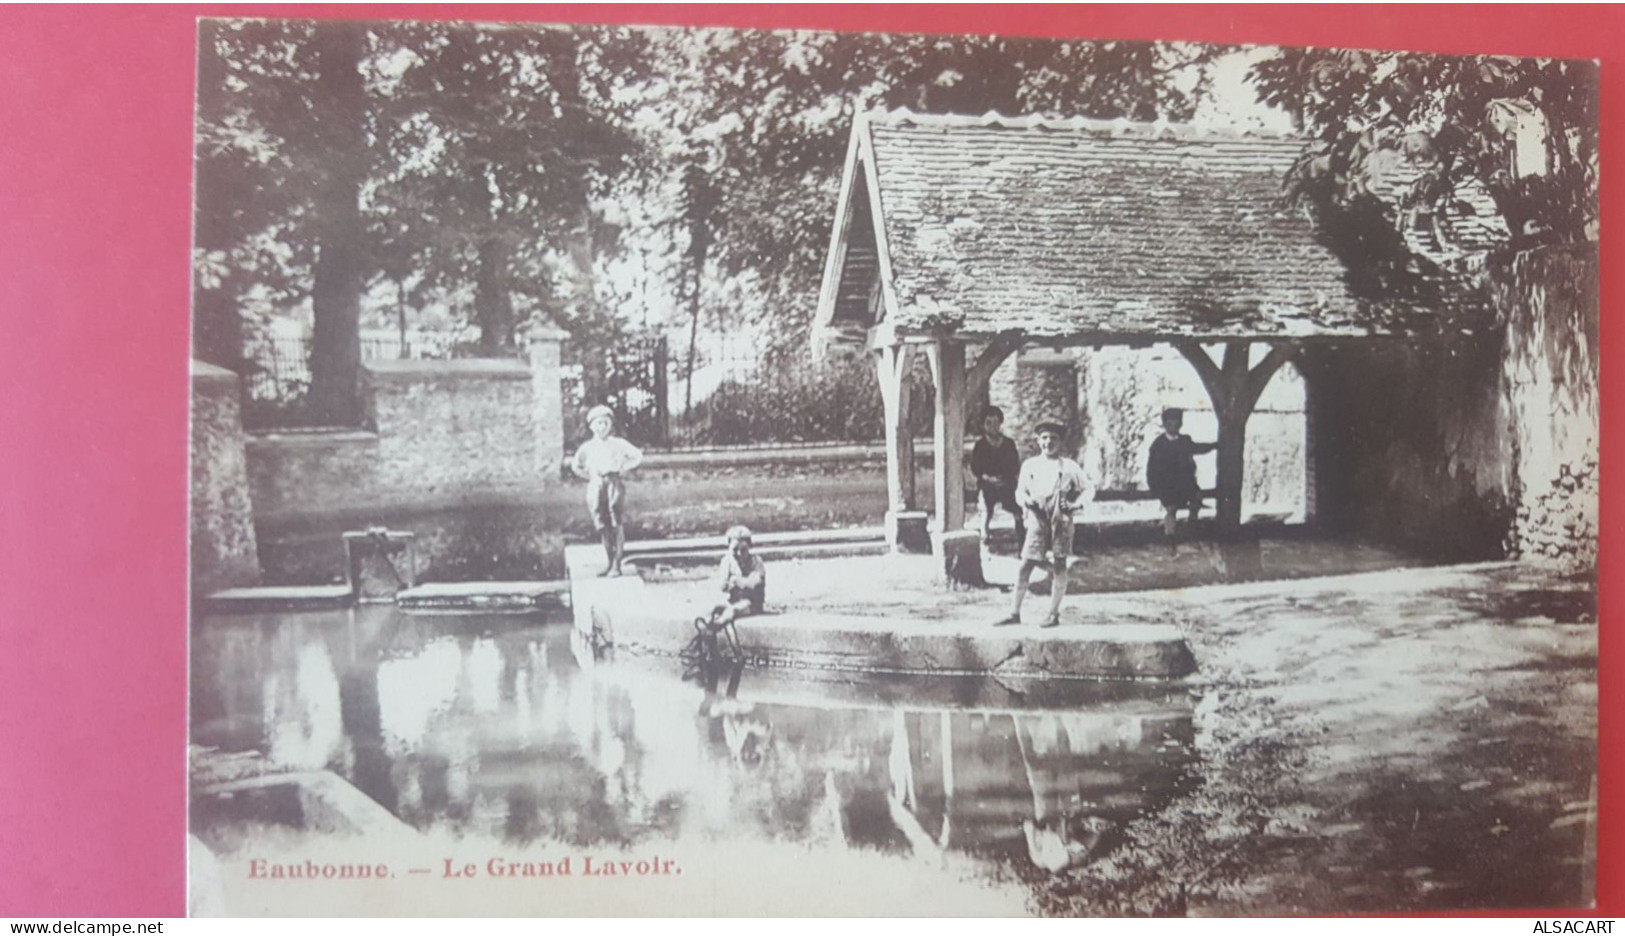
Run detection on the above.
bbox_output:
[1361,155,1512,258]
[819,110,1485,343]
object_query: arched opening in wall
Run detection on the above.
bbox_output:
[1072,343,1310,527]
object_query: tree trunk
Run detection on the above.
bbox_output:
[395,279,409,359]
[306,21,368,427]
[475,239,516,356]
[681,155,714,415]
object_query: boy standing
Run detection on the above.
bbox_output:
[570,404,643,576]
[1146,407,1216,549]
[969,405,1025,547]
[995,421,1095,629]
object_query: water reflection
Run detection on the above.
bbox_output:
[192,608,1195,871]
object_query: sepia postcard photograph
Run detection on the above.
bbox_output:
[184,13,1600,917]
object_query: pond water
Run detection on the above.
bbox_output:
[191,607,1198,873]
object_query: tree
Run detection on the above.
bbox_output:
[602,29,1218,363]
[193,19,319,374]
[1249,47,1599,260]
[366,22,639,357]
[304,20,369,427]
[193,18,371,427]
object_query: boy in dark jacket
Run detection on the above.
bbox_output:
[1146,408,1216,548]
[969,406,1025,547]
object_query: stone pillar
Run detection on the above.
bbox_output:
[528,326,568,478]
[190,361,260,595]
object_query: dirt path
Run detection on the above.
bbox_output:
[1034,563,1597,916]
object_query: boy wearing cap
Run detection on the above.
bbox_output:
[1146,407,1216,550]
[570,405,643,576]
[996,420,1095,628]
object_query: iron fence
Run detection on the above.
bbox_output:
[568,335,909,450]
[239,329,904,447]
[240,333,457,429]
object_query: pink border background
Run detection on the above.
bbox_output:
[0,4,1616,918]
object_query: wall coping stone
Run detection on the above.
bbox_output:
[247,429,379,447]
[363,358,530,380]
[191,360,240,385]
[527,325,570,342]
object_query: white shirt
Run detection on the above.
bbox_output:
[572,436,642,478]
[1017,454,1096,518]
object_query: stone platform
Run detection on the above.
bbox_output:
[202,583,354,614]
[396,580,568,612]
[565,544,1198,680]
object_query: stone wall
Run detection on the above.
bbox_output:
[245,430,381,520]
[248,352,565,522]
[1494,245,1600,571]
[255,446,912,584]
[190,362,260,594]
[364,359,539,502]
[988,349,1079,457]
[1301,336,1515,561]
[1304,244,1598,570]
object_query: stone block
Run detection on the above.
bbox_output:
[885,509,931,554]
[932,529,984,587]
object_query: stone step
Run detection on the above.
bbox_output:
[578,593,1196,680]
[628,539,889,567]
[623,526,885,555]
[592,652,1197,714]
[396,581,569,613]
[202,584,353,614]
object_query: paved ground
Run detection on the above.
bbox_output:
[695,536,1430,624]
[595,541,1599,913]
[1016,561,1599,916]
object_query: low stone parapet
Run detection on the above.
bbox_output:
[566,544,1196,680]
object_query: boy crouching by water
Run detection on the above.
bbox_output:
[693,525,767,659]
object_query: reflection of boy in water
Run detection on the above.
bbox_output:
[1014,714,1117,872]
[697,666,773,768]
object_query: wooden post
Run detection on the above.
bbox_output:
[925,339,967,533]
[926,339,983,586]
[966,334,1022,403]
[1174,339,1297,536]
[876,344,925,551]
[1214,343,1250,532]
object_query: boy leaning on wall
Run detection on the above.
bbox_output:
[570,404,643,576]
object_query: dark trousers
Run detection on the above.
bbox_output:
[978,484,1026,542]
